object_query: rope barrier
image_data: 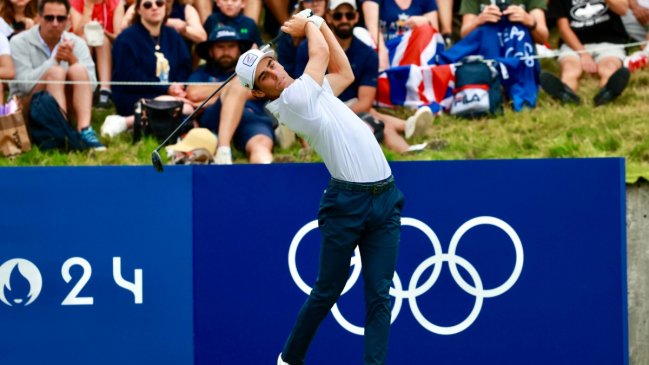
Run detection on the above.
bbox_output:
[1,40,646,86]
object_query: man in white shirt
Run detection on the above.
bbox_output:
[235,10,404,365]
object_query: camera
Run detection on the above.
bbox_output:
[494,0,512,11]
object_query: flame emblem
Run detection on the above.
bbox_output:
[0,259,42,306]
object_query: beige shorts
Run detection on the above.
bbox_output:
[557,43,627,63]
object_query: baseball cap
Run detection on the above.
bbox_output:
[196,26,252,60]
[236,48,275,90]
[167,128,217,156]
[328,0,357,10]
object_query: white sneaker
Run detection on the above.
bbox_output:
[405,106,434,139]
[214,146,233,165]
[277,353,290,365]
[100,115,127,138]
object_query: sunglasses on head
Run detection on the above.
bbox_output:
[43,15,68,23]
[142,0,165,9]
[332,11,355,21]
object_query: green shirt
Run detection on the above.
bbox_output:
[459,0,547,15]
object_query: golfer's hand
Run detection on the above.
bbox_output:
[281,15,310,38]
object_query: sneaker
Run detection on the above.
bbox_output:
[96,89,113,109]
[101,115,127,138]
[80,126,106,151]
[275,124,296,149]
[214,146,232,165]
[404,106,434,139]
[277,353,290,365]
[539,72,581,105]
[593,67,630,106]
[624,51,648,72]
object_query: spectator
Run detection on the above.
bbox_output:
[623,0,649,44]
[296,0,434,154]
[542,0,630,106]
[70,0,125,108]
[203,0,262,47]
[0,33,14,103]
[9,0,104,150]
[459,0,548,44]
[361,0,439,70]
[193,0,261,24]
[0,0,37,39]
[122,0,207,47]
[185,25,274,164]
[110,0,192,117]
[277,0,327,78]
[621,0,649,70]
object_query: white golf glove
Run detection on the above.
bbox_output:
[295,9,324,29]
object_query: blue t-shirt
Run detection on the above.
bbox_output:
[294,36,379,102]
[112,23,191,115]
[363,0,438,41]
[203,12,263,47]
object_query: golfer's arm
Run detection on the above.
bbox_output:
[321,23,354,96]
[303,22,330,86]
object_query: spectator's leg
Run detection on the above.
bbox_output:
[597,56,623,87]
[437,0,454,38]
[0,83,4,105]
[217,80,247,149]
[246,135,273,163]
[36,65,67,112]
[559,56,583,92]
[381,123,410,154]
[67,63,93,130]
[370,109,405,133]
[244,0,262,24]
[95,36,113,94]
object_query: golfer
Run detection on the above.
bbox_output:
[235,10,404,365]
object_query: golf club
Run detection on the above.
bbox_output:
[151,31,287,172]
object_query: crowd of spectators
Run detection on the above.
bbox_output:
[0,0,647,159]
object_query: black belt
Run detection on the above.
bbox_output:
[329,175,395,195]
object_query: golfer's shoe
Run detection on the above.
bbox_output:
[214,146,233,165]
[405,106,434,139]
[277,353,291,365]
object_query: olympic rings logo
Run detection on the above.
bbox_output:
[287,216,524,336]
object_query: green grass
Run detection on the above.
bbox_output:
[2,63,648,183]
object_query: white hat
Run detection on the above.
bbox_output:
[236,48,275,90]
[167,128,217,155]
[328,0,357,10]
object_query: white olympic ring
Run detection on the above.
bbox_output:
[288,216,524,336]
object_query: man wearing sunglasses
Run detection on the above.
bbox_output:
[9,0,105,150]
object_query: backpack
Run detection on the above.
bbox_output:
[450,56,503,118]
[28,90,86,151]
[133,98,185,142]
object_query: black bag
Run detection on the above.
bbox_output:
[450,56,503,118]
[29,90,87,151]
[133,98,184,142]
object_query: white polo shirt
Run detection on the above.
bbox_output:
[266,74,391,183]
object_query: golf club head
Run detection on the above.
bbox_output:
[151,150,164,172]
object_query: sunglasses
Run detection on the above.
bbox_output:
[332,12,355,21]
[42,15,68,23]
[142,0,165,9]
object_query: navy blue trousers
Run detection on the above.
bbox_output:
[282,176,404,365]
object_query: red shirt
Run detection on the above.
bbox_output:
[70,0,120,34]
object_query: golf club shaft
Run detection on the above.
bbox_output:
[153,32,287,153]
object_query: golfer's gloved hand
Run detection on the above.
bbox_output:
[295,9,313,19]
[295,9,324,29]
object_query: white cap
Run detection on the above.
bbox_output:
[328,0,357,10]
[236,48,275,90]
